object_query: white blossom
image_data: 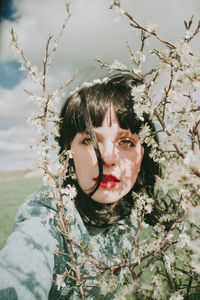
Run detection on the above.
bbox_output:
[110,59,128,71]
[88,238,97,250]
[62,184,77,200]
[170,292,184,300]
[133,67,141,74]
[111,5,125,23]
[69,77,109,96]
[138,124,151,143]
[77,253,86,265]
[53,42,58,50]
[151,275,164,299]
[146,22,158,33]
[183,149,200,171]
[187,206,200,227]
[100,276,118,296]
[44,212,55,223]
[189,239,200,274]
[131,84,146,99]
[142,222,149,228]
[130,209,138,227]
[54,274,66,290]
[154,223,164,234]
[164,252,175,272]
[185,30,192,39]
[166,233,174,242]
[66,150,73,159]
[135,51,146,63]
[177,233,190,248]
[43,174,56,188]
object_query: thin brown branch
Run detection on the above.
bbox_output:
[162,256,176,290]
[57,71,79,93]
[161,68,174,122]
[135,240,177,278]
[60,152,70,179]
[172,264,200,282]
[184,16,194,30]
[43,34,53,96]
[153,108,185,159]
[96,56,144,80]
[185,20,200,43]
[192,168,200,178]
[124,10,176,49]
[140,29,149,52]
[128,211,145,262]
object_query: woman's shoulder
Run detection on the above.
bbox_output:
[14,185,56,227]
[0,186,59,300]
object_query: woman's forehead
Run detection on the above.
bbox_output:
[102,105,119,128]
[81,105,139,136]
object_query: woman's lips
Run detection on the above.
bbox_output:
[93,174,120,189]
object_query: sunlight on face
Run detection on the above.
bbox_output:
[70,106,144,204]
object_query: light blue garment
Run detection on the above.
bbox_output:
[0,186,137,299]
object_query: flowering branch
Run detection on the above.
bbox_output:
[9,0,200,298]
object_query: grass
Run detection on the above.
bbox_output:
[0,170,42,249]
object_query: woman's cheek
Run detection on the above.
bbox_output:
[73,148,97,173]
[84,147,98,165]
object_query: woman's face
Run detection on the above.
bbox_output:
[71,106,144,204]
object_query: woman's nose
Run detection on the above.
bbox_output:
[100,141,117,166]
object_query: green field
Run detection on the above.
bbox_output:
[0,170,42,249]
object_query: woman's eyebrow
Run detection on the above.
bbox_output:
[117,132,138,140]
[83,128,136,138]
[81,130,90,135]
[93,129,135,137]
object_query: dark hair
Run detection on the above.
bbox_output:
[58,73,160,226]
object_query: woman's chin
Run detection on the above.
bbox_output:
[91,189,123,204]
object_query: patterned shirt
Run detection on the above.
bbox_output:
[0,186,137,300]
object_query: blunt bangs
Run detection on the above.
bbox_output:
[59,73,143,152]
[84,76,143,135]
[78,80,142,131]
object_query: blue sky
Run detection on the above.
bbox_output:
[0,60,25,89]
[0,0,200,170]
[0,0,23,90]
[1,0,16,21]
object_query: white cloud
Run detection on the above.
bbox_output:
[2,0,200,69]
[0,126,34,152]
[0,126,37,170]
[1,0,200,170]
[0,79,37,126]
[0,68,73,127]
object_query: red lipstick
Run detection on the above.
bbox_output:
[93,174,120,189]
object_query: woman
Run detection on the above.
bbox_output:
[0,74,159,299]
[59,73,159,227]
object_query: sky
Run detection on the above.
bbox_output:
[0,0,200,170]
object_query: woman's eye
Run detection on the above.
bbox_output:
[118,139,135,148]
[82,138,92,145]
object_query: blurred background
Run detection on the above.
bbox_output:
[0,0,200,171]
